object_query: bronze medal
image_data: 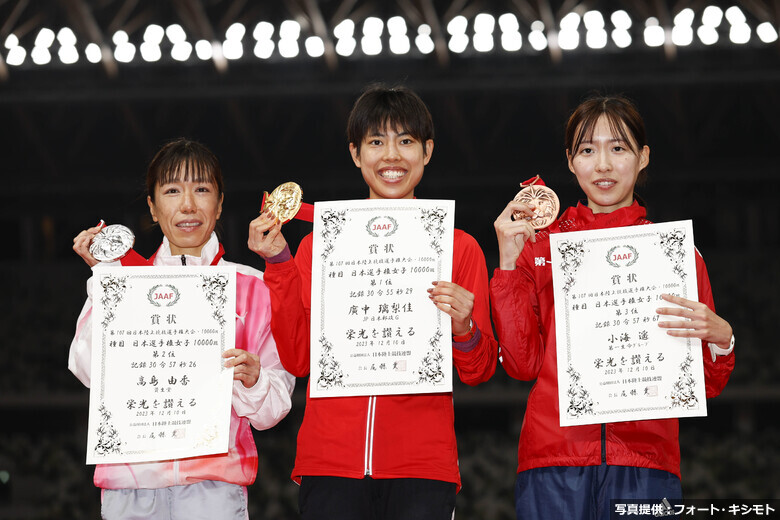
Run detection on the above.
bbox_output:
[263,182,303,223]
[89,224,135,262]
[512,176,560,230]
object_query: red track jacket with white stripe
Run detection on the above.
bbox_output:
[264,229,498,489]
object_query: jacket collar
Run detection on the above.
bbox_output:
[555,200,647,232]
[151,232,221,266]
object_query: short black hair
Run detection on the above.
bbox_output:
[347,83,434,156]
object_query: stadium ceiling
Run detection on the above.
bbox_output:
[0,0,777,82]
[2,0,778,186]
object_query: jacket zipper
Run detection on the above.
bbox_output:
[601,423,606,463]
[363,396,376,476]
[181,255,186,266]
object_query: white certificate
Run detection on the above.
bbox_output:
[310,199,455,397]
[550,220,707,426]
[87,266,236,464]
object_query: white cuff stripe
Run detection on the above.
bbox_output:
[708,334,735,362]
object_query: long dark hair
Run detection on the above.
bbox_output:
[565,95,649,186]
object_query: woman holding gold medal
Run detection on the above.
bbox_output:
[69,138,295,519]
[491,95,735,520]
[248,84,498,520]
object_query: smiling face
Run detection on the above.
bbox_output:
[567,115,650,214]
[147,170,224,256]
[350,123,433,200]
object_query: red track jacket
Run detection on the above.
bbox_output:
[264,229,497,489]
[490,202,734,478]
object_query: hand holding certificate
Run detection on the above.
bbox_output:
[551,220,708,426]
[87,265,236,464]
[656,293,734,351]
[309,199,455,397]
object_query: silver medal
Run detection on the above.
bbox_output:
[89,224,135,263]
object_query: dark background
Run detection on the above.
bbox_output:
[1,1,778,518]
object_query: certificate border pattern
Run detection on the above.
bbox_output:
[320,209,347,259]
[200,274,229,327]
[315,207,348,389]
[316,334,345,389]
[313,203,452,395]
[658,228,689,280]
[415,329,445,384]
[655,228,700,408]
[670,352,699,409]
[565,365,595,418]
[556,225,702,424]
[556,240,586,294]
[99,274,128,327]
[94,402,123,456]
[194,424,220,448]
[419,207,449,255]
[92,269,235,461]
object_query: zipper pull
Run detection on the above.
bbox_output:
[181,254,186,266]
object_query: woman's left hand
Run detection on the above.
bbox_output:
[223,349,261,388]
[428,281,474,336]
[656,293,733,349]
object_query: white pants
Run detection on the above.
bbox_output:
[101,480,248,520]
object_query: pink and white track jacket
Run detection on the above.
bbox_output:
[69,233,295,489]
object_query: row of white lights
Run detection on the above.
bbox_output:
[3,6,778,66]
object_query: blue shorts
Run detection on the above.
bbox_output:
[514,464,682,520]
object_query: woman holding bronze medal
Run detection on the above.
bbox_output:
[248,85,498,520]
[69,138,295,519]
[491,96,735,520]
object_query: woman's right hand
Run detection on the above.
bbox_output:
[248,211,288,259]
[494,201,537,270]
[72,222,103,268]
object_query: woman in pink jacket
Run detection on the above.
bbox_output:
[70,138,295,519]
[491,95,735,520]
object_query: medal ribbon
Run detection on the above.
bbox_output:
[119,249,152,266]
[260,191,314,223]
[520,174,547,187]
[294,202,314,222]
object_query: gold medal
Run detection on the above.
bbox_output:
[512,176,559,230]
[262,182,303,223]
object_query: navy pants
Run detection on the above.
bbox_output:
[299,476,456,520]
[515,464,682,520]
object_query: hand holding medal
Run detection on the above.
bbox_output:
[495,175,560,270]
[73,220,135,266]
[89,222,136,262]
[511,175,559,230]
[260,181,314,225]
[73,220,150,267]
[260,182,311,223]
[249,182,314,260]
